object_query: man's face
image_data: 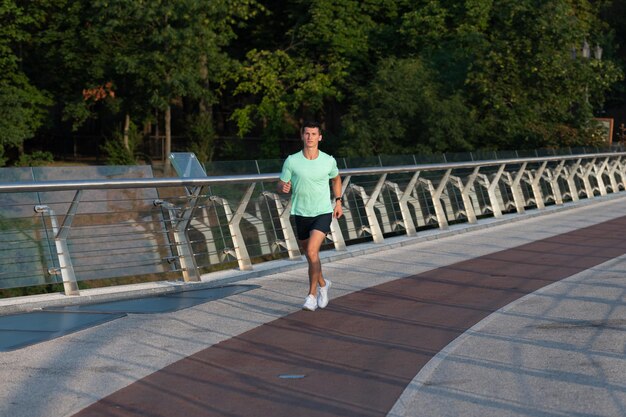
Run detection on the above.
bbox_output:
[301,127,322,147]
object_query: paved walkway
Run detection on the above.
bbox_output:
[1,196,625,417]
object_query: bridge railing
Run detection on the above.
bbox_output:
[1,151,625,296]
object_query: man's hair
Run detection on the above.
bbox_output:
[301,120,322,135]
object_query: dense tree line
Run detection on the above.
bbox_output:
[0,0,624,167]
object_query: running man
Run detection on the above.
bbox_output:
[277,121,343,311]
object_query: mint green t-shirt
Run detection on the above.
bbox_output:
[279,150,339,217]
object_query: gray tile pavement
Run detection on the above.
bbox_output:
[390,252,626,417]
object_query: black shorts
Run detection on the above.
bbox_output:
[294,213,333,241]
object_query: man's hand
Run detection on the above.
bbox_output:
[277,180,291,194]
[333,201,343,219]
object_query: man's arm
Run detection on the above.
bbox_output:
[331,175,343,219]
[277,179,291,194]
[278,157,291,194]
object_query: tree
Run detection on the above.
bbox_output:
[340,0,622,155]
[28,0,261,167]
[461,0,621,149]
[231,48,341,157]
[83,0,262,169]
[6,0,623,164]
[229,0,406,156]
[341,57,474,156]
[0,1,50,166]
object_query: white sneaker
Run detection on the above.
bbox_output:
[302,294,317,311]
[317,280,332,309]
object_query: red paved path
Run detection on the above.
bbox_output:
[72,216,626,417]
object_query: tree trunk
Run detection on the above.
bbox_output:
[199,54,209,113]
[123,113,131,151]
[164,105,172,173]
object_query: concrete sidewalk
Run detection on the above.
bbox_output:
[0,195,625,417]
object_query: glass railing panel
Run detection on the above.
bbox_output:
[32,166,169,285]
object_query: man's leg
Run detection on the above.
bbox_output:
[300,230,327,296]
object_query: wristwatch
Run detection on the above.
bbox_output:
[335,197,343,203]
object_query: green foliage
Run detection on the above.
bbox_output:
[187,112,218,163]
[84,0,262,110]
[15,151,54,167]
[230,48,341,140]
[230,0,395,143]
[26,0,262,159]
[461,0,622,148]
[0,1,51,166]
[0,0,36,73]
[102,139,136,166]
[338,0,623,155]
[1,0,625,161]
[341,57,474,156]
[0,80,51,166]
[101,122,141,165]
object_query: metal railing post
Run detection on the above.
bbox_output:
[364,174,387,243]
[529,161,547,209]
[34,189,82,296]
[329,216,347,251]
[565,159,582,201]
[224,183,256,271]
[154,188,202,282]
[455,166,479,224]
[593,158,609,196]
[579,159,596,198]
[617,158,626,190]
[337,176,359,241]
[606,159,620,192]
[616,158,626,189]
[547,161,565,205]
[510,162,528,213]
[417,171,451,228]
[264,192,301,260]
[398,171,421,236]
[430,169,452,229]
[483,164,506,218]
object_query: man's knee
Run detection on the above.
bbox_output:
[305,247,320,262]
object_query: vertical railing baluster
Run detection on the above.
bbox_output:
[431,169,452,229]
[364,174,387,243]
[457,166,480,224]
[34,189,82,295]
[579,159,596,198]
[486,165,506,218]
[548,161,566,205]
[398,171,421,236]
[228,183,256,271]
[529,161,547,209]
[593,158,609,196]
